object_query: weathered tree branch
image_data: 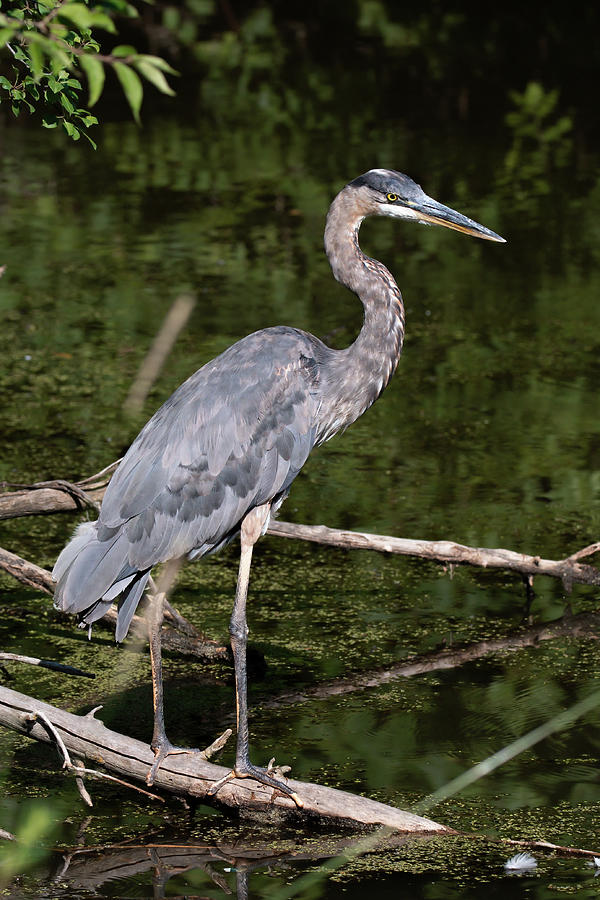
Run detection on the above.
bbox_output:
[1,466,598,588]
[0,461,119,519]
[267,521,600,589]
[0,684,448,832]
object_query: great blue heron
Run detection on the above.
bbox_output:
[53,169,504,806]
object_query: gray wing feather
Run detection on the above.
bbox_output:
[101,328,321,564]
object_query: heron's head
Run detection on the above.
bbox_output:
[348,168,505,243]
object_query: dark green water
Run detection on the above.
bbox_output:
[1,105,600,899]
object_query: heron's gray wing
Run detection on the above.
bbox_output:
[99,328,321,569]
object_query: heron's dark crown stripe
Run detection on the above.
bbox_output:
[349,169,422,202]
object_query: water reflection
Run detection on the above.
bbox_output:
[50,832,437,898]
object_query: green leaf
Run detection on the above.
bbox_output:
[25,81,40,100]
[0,27,17,43]
[136,53,178,75]
[46,75,62,94]
[163,7,180,31]
[56,3,115,33]
[59,91,75,114]
[27,41,44,81]
[134,58,175,95]
[79,53,105,105]
[82,130,97,150]
[112,44,137,58]
[62,120,81,140]
[104,0,138,16]
[114,61,142,122]
[28,35,70,68]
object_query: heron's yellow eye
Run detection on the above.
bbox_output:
[386,192,398,202]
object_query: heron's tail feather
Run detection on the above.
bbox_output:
[52,521,97,583]
[53,521,149,641]
[115,572,150,642]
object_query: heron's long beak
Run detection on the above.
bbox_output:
[415,197,505,243]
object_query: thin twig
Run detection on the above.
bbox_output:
[69,766,165,802]
[73,758,93,807]
[567,541,600,562]
[267,520,600,588]
[28,710,71,768]
[201,729,233,760]
[26,710,165,804]
[77,459,122,488]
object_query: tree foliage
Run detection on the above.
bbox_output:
[0,0,175,146]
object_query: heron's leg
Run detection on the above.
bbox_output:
[207,504,303,807]
[146,585,199,785]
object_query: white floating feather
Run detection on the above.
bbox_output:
[504,852,537,872]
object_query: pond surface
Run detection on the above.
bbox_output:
[1,100,600,899]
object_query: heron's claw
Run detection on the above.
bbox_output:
[266,757,291,778]
[207,759,303,808]
[147,739,200,786]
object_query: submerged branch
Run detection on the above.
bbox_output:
[258,611,600,713]
[0,684,448,833]
[1,465,598,589]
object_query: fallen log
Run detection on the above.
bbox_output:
[0,684,449,833]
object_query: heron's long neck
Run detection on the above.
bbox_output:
[319,190,405,440]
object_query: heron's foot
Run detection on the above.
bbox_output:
[207,757,303,808]
[147,729,233,785]
[147,738,200,786]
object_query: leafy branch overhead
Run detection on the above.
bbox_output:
[0,1,176,146]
